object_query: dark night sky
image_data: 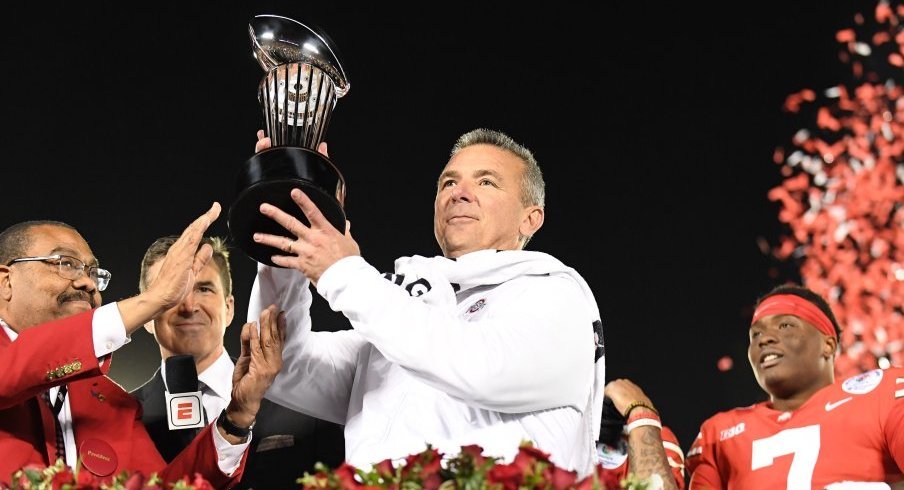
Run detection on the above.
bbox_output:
[0,2,864,452]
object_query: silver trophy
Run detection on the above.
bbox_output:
[228,15,350,266]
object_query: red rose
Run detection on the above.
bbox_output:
[50,468,74,490]
[597,466,621,490]
[549,466,577,490]
[400,446,442,481]
[73,468,99,489]
[517,444,552,463]
[575,464,620,490]
[373,459,394,480]
[422,472,442,490]
[487,463,523,490]
[122,472,146,490]
[190,473,214,490]
[459,445,488,467]
[419,455,441,478]
[334,463,362,490]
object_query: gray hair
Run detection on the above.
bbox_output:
[450,128,545,209]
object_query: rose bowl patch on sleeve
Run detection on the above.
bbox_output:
[842,369,884,395]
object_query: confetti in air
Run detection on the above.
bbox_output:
[770,0,904,379]
[717,355,734,372]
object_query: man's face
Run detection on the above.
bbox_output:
[144,259,234,368]
[0,225,101,331]
[434,144,540,258]
[748,313,832,399]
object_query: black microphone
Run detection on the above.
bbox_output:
[164,355,205,430]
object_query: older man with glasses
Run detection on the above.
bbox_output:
[0,207,286,488]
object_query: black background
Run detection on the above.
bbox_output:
[0,2,864,452]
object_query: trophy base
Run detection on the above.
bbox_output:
[228,147,346,267]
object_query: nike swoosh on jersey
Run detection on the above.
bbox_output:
[825,397,853,411]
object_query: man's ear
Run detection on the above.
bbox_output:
[519,206,545,239]
[0,265,12,302]
[144,320,155,336]
[824,335,838,359]
[225,295,235,327]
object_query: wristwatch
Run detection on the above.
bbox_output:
[217,409,254,439]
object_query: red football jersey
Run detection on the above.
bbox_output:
[597,425,686,489]
[687,367,904,489]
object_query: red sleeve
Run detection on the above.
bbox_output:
[0,309,107,409]
[687,419,723,490]
[661,426,687,490]
[882,367,904,472]
[158,425,248,489]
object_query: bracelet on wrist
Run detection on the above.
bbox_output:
[218,409,254,439]
[625,417,662,434]
[624,400,658,418]
[627,409,661,426]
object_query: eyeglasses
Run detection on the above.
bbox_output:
[6,254,112,291]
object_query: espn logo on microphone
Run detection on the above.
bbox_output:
[165,392,205,430]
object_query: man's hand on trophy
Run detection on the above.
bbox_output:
[255,130,329,157]
[254,188,359,285]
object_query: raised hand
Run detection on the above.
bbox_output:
[146,203,221,309]
[118,203,221,334]
[605,378,655,417]
[222,304,286,439]
[254,188,359,285]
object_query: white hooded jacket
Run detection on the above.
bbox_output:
[251,249,604,475]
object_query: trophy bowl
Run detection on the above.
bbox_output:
[229,15,350,267]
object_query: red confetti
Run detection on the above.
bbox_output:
[874,32,892,45]
[837,28,857,43]
[817,107,843,131]
[717,356,734,372]
[878,1,895,23]
[773,147,785,164]
[771,0,904,380]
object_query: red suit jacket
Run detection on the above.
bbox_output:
[0,309,248,487]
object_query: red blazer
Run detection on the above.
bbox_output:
[0,309,247,487]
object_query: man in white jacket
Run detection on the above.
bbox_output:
[249,129,605,476]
